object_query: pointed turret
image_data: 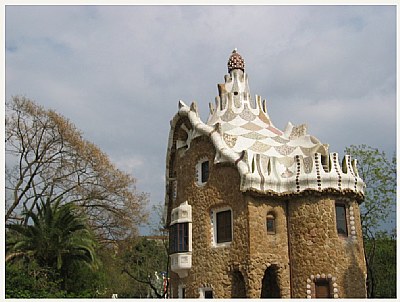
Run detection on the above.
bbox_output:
[207,49,278,134]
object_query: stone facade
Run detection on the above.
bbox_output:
[168,136,249,298]
[286,194,366,298]
[165,50,367,298]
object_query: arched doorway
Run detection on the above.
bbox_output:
[260,265,281,298]
[231,270,246,298]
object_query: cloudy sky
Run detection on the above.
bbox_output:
[5,5,396,234]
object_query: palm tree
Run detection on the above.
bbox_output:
[6,198,98,288]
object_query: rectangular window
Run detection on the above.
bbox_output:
[200,288,214,299]
[170,223,189,253]
[266,216,276,234]
[335,204,348,236]
[315,280,331,298]
[178,286,185,299]
[204,290,213,298]
[216,210,232,243]
[201,161,209,183]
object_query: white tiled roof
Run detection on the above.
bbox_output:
[166,50,364,198]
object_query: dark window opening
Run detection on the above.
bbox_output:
[205,290,213,298]
[234,91,238,95]
[201,161,209,183]
[266,215,276,234]
[335,204,348,236]
[315,279,331,298]
[169,222,189,254]
[181,288,185,299]
[216,210,232,243]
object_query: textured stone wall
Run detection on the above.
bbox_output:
[246,195,291,298]
[170,136,249,298]
[168,132,367,298]
[288,194,367,298]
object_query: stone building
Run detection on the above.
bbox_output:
[164,50,367,298]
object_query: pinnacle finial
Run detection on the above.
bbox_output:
[227,49,245,72]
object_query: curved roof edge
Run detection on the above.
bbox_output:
[165,101,365,213]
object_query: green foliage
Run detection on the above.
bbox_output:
[62,260,106,296]
[6,259,104,298]
[364,232,396,298]
[345,144,396,238]
[120,236,169,297]
[6,198,100,297]
[124,237,168,278]
[345,144,396,298]
[7,198,97,272]
[5,96,151,298]
[6,260,66,298]
[93,245,136,298]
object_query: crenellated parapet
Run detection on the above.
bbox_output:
[240,151,364,196]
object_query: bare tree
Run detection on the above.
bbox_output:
[5,96,148,243]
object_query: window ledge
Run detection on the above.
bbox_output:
[212,242,232,248]
[195,181,207,188]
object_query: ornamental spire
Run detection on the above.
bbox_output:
[227,48,245,72]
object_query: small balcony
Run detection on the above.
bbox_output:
[170,253,192,278]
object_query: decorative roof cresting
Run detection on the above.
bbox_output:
[166,50,365,199]
[227,48,245,72]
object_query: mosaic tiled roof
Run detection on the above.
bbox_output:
[166,50,365,197]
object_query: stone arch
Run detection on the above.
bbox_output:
[231,269,247,298]
[261,264,281,298]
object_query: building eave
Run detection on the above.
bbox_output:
[164,100,365,220]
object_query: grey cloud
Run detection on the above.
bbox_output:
[6,5,396,234]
